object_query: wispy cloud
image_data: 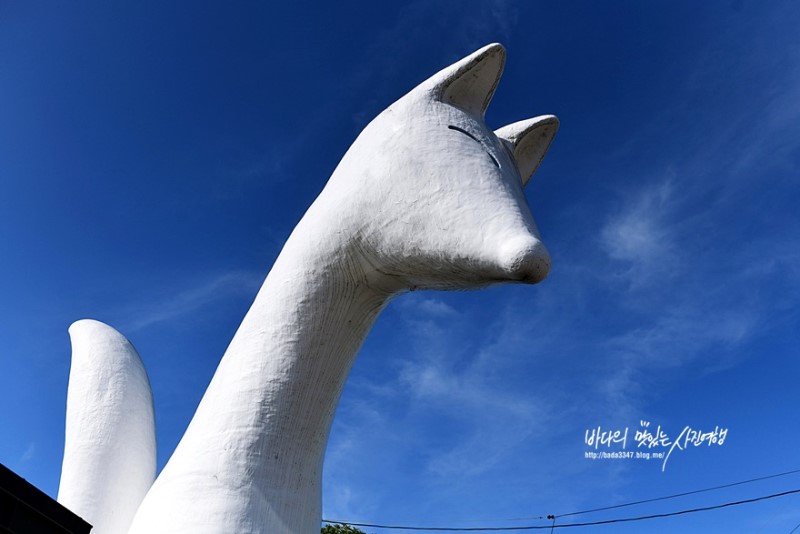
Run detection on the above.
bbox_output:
[414,298,459,318]
[118,270,262,333]
[389,295,553,479]
[587,8,800,417]
[397,351,546,477]
[600,179,677,289]
[594,305,758,417]
[20,442,36,463]
[325,4,800,524]
[323,293,558,519]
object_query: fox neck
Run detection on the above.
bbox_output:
[151,204,393,531]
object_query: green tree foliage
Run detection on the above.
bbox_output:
[321,523,367,534]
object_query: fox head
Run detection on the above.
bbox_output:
[315,43,558,291]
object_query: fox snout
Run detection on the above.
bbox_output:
[499,236,551,284]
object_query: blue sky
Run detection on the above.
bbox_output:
[2,1,800,532]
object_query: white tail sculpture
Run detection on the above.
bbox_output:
[58,319,156,534]
[61,43,559,533]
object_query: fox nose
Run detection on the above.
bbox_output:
[499,236,551,284]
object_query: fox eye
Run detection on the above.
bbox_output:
[448,125,500,168]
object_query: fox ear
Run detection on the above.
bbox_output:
[496,115,559,186]
[422,43,506,117]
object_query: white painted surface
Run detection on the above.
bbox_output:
[124,42,558,533]
[58,319,156,534]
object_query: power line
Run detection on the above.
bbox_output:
[554,467,800,519]
[324,467,800,527]
[323,487,800,531]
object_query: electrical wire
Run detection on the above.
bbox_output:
[324,466,800,527]
[553,467,800,519]
[323,487,800,531]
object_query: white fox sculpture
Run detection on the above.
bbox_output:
[58,43,558,534]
